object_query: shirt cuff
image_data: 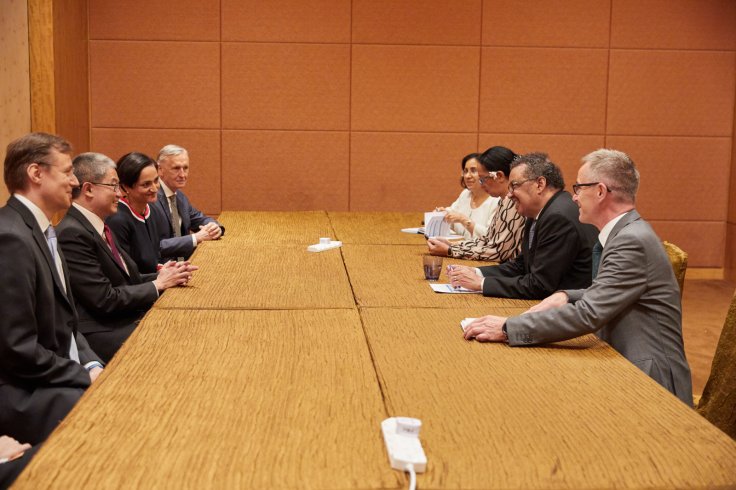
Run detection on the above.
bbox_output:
[84,361,103,371]
[474,268,483,277]
[191,234,197,248]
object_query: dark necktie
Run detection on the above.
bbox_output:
[527,220,536,248]
[591,240,603,280]
[169,194,181,237]
[104,224,127,272]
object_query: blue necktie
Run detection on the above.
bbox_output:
[45,224,58,262]
[591,240,603,280]
[527,220,536,247]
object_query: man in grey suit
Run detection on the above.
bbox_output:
[462,149,693,405]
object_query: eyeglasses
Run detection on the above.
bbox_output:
[572,182,612,195]
[508,178,537,193]
[90,182,120,192]
[478,172,499,185]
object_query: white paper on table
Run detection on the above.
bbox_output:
[429,283,480,294]
[423,211,452,238]
[400,227,424,234]
[460,318,478,331]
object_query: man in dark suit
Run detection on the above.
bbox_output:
[57,153,195,363]
[448,152,597,299]
[462,149,692,405]
[151,145,224,262]
[0,132,103,445]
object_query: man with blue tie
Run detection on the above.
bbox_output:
[461,149,692,405]
[57,153,195,363]
[0,133,104,445]
[152,145,224,262]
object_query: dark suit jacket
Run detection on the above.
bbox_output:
[479,190,597,299]
[506,211,693,405]
[0,197,101,444]
[151,188,224,262]
[57,206,159,362]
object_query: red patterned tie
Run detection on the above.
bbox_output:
[104,224,126,271]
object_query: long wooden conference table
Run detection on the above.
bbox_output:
[14,211,736,489]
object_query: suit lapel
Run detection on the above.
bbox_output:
[606,210,641,246]
[69,206,131,277]
[157,189,174,232]
[9,197,73,307]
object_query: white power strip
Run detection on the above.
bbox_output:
[307,237,342,253]
[381,417,427,473]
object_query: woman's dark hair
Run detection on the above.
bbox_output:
[459,152,481,188]
[478,146,517,178]
[116,152,157,190]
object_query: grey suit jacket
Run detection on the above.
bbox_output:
[505,210,693,405]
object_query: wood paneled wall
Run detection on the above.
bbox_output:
[82,0,736,267]
[0,0,32,204]
[728,65,736,281]
[28,0,89,153]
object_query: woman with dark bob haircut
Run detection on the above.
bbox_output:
[428,146,526,261]
[434,152,497,239]
[105,152,164,274]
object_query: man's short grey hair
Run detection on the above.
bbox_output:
[157,144,188,163]
[510,152,565,190]
[582,149,639,203]
[72,152,116,199]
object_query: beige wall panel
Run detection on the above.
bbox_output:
[608,50,736,136]
[480,47,608,134]
[0,0,31,202]
[351,45,480,132]
[222,43,350,130]
[353,0,481,45]
[350,132,477,211]
[222,0,350,43]
[483,0,610,47]
[92,129,221,215]
[221,130,349,211]
[611,0,736,50]
[606,136,731,222]
[90,41,220,129]
[649,221,725,268]
[53,0,89,153]
[89,0,219,41]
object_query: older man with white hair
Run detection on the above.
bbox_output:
[462,149,693,406]
[152,144,224,262]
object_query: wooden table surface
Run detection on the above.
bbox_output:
[14,212,736,489]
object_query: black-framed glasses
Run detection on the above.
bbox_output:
[572,182,612,195]
[508,178,537,193]
[478,171,499,185]
[90,182,120,192]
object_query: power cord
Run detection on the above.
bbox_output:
[406,463,416,490]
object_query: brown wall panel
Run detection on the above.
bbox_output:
[479,48,608,134]
[483,0,610,48]
[222,131,349,211]
[222,0,350,43]
[28,0,55,133]
[90,41,220,129]
[92,129,221,215]
[222,43,350,130]
[350,132,477,211]
[606,136,730,221]
[649,221,725,268]
[53,0,89,153]
[611,0,736,50]
[0,0,31,203]
[607,50,735,137]
[478,134,605,187]
[727,224,736,280]
[89,0,219,41]
[353,0,481,45]
[352,45,480,132]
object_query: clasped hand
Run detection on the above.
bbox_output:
[446,265,482,291]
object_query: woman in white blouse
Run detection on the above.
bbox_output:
[436,153,499,239]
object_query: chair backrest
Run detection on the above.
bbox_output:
[663,241,687,297]
[697,288,736,439]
